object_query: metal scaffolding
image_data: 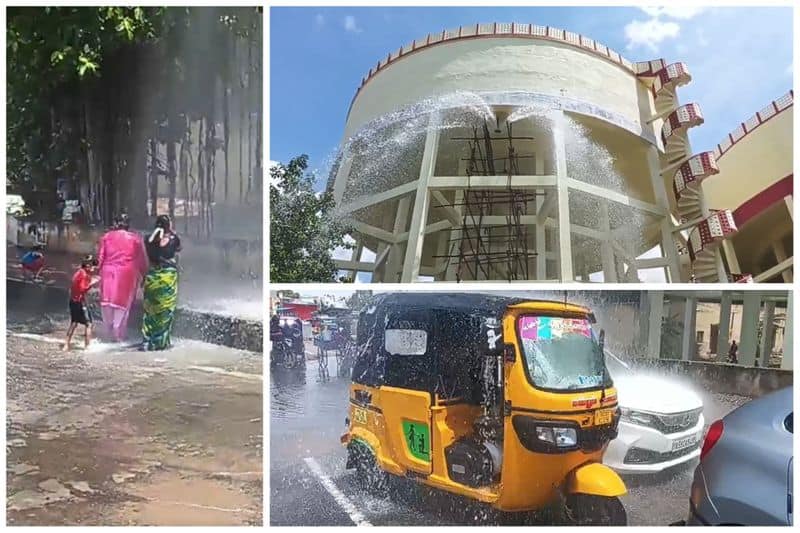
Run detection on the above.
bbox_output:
[433,121,542,281]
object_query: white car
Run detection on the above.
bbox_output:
[603,352,705,474]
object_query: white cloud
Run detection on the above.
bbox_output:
[696,28,709,47]
[624,18,680,52]
[640,6,706,19]
[314,13,325,29]
[786,63,793,76]
[331,234,357,260]
[343,15,362,33]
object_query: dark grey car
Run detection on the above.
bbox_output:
[687,387,793,525]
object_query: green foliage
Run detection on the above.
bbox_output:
[7,7,166,191]
[346,291,374,313]
[6,6,261,206]
[270,156,353,282]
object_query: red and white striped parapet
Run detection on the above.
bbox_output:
[652,62,691,99]
[687,210,738,262]
[730,273,754,283]
[354,22,645,97]
[673,151,719,202]
[713,90,794,160]
[662,103,704,145]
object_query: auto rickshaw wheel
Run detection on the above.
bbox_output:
[561,494,626,526]
[349,441,388,493]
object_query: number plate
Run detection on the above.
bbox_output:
[594,409,613,425]
[671,434,697,451]
[353,408,368,425]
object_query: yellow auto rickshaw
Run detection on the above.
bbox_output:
[341,293,626,525]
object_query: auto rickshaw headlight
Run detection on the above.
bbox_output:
[535,426,578,447]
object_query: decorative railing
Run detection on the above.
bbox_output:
[352,23,643,98]
[662,103,704,145]
[651,62,691,98]
[673,151,719,202]
[687,210,738,262]
[713,90,794,160]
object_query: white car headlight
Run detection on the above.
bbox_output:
[620,407,657,427]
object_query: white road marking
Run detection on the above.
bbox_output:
[188,365,262,381]
[303,457,373,527]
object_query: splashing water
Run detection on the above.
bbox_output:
[320,91,654,277]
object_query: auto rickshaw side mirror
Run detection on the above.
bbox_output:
[503,343,516,363]
[599,329,606,351]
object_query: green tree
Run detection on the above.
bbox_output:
[346,290,374,313]
[270,156,352,282]
[7,7,262,230]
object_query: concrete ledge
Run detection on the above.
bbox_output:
[631,357,792,397]
[7,279,262,353]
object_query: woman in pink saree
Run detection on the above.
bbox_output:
[97,214,149,342]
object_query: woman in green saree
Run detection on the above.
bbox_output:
[142,215,181,350]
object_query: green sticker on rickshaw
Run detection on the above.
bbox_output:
[402,420,430,462]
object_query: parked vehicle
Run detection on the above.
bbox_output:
[342,293,627,525]
[685,386,792,526]
[603,352,705,474]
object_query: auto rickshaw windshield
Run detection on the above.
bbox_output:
[517,315,612,391]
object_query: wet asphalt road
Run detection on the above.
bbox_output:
[7,307,263,526]
[270,355,751,526]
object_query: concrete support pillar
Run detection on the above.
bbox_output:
[600,201,617,282]
[434,230,449,281]
[647,291,664,358]
[535,152,547,281]
[332,150,353,204]
[646,146,681,281]
[721,239,741,276]
[385,196,410,282]
[681,296,697,361]
[759,300,776,366]
[402,118,440,282]
[536,193,547,280]
[772,240,793,282]
[716,291,732,358]
[553,113,573,281]
[347,239,363,282]
[739,292,762,367]
[445,190,464,281]
[782,295,793,370]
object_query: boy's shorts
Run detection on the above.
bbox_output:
[21,255,44,272]
[69,300,91,326]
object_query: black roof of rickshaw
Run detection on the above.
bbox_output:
[370,292,577,316]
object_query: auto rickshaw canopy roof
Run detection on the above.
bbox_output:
[352,293,594,395]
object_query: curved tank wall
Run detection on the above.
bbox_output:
[700,91,794,282]
[702,93,793,213]
[344,24,658,145]
[330,24,726,282]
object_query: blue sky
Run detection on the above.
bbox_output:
[270,6,793,187]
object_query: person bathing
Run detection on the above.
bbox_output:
[97,213,149,342]
[64,255,99,351]
[142,215,182,351]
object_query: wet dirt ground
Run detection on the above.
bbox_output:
[270,354,752,526]
[7,308,263,526]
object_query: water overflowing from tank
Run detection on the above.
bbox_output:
[323,91,650,278]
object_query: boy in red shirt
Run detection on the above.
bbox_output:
[64,255,100,351]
